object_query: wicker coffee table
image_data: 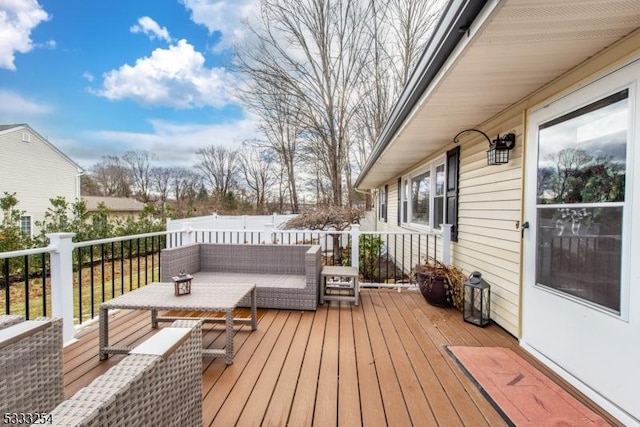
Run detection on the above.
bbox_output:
[99,282,257,365]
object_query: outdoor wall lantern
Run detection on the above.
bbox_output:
[172,271,193,296]
[453,129,516,165]
[463,271,490,327]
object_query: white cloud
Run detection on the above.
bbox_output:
[82,71,94,82]
[34,39,55,49]
[0,0,50,70]
[73,116,259,167]
[0,89,51,117]
[180,0,259,51]
[94,39,233,109]
[130,16,171,42]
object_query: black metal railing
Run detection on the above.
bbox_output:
[358,232,442,285]
[73,233,170,324]
[1,228,445,325]
[1,249,52,319]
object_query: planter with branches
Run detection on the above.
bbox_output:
[412,257,464,311]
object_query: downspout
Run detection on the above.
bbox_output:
[75,169,84,200]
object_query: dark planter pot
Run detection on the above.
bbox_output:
[417,272,451,307]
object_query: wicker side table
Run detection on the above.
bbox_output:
[320,266,360,306]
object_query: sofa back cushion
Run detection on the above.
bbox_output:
[200,244,309,275]
[160,244,201,282]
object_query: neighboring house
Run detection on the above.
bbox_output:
[356,1,640,425]
[83,196,145,219]
[0,124,83,236]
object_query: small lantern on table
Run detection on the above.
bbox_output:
[172,271,193,296]
[463,271,490,327]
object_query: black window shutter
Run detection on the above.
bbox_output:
[397,178,402,226]
[445,146,460,242]
[384,184,388,222]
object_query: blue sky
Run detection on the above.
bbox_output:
[0,0,260,170]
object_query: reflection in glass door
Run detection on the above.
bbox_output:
[536,90,628,313]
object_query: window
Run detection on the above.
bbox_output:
[535,89,629,312]
[402,180,408,223]
[411,170,430,225]
[446,146,460,241]
[379,185,388,222]
[20,216,32,236]
[402,159,446,229]
[434,164,445,228]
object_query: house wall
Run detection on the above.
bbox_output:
[453,115,524,336]
[375,28,640,338]
[0,127,80,234]
[374,116,524,337]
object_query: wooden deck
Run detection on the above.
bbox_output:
[63,289,619,426]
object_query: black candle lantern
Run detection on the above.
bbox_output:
[172,272,193,296]
[463,271,490,327]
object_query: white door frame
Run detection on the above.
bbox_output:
[522,58,640,426]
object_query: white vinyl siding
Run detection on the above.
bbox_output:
[455,116,524,336]
[0,127,81,233]
[368,17,640,356]
[377,117,524,336]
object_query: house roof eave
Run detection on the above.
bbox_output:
[355,0,489,190]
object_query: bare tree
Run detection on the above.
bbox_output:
[169,167,201,208]
[91,155,132,197]
[283,205,364,263]
[235,0,376,206]
[236,78,304,213]
[150,166,172,206]
[238,145,276,212]
[386,0,444,88]
[350,0,444,207]
[196,146,238,199]
[122,150,154,203]
[549,148,593,203]
[80,174,102,196]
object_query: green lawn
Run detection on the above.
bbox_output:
[2,254,161,325]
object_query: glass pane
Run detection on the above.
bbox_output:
[434,196,444,228]
[537,90,627,205]
[536,206,622,312]
[435,164,445,196]
[403,181,408,222]
[411,172,430,225]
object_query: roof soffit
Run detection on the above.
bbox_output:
[357,0,640,189]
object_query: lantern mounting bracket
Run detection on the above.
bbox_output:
[453,128,516,165]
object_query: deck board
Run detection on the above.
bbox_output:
[352,298,386,427]
[360,292,413,426]
[63,289,622,426]
[338,304,360,427]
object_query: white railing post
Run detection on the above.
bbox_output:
[47,232,76,344]
[181,222,194,246]
[441,224,452,265]
[263,223,275,244]
[351,224,360,270]
[165,217,173,248]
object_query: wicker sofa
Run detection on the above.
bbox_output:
[160,243,322,311]
[0,314,24,329]
[0,317,64,416]
[46,319,203,427]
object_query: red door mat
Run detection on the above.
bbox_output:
[447,346,611,426]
